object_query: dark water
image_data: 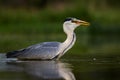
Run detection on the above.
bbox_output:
[0,54,120,80]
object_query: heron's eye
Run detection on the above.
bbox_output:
[71,20,77,23]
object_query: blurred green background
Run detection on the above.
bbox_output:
[0,0,120,58]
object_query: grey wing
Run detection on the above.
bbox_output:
[6,42,61,59]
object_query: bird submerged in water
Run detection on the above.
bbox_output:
[6,17,90,60]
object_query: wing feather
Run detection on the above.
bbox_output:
[6,42,61,59]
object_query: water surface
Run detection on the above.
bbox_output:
[0,54,120,80]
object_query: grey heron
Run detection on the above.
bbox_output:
[6,17,90,60]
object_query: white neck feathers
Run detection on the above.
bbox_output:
[60,24,76,54]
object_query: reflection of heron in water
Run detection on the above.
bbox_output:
[6,17,89,60]
[7,61,76,80]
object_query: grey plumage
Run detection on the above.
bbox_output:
[6,17,89,60]
[7,42,61,60]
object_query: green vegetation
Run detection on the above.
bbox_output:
[0,0,120,57]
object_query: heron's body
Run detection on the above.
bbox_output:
[7,42,61,60]
[6,17,89,60]
[6,33,76,60]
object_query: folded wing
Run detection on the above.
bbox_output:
[6,42,61,60]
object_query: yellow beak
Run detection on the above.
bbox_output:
[79,20,90,26]
[72,20,90,26]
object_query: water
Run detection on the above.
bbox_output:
[0,57,75,80]
[67,58,120,80]
[0,54,120,80]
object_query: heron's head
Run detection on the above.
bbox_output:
[63,17,90,31]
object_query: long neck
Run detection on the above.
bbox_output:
[61,31,76,54]
[56,25,77,60]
